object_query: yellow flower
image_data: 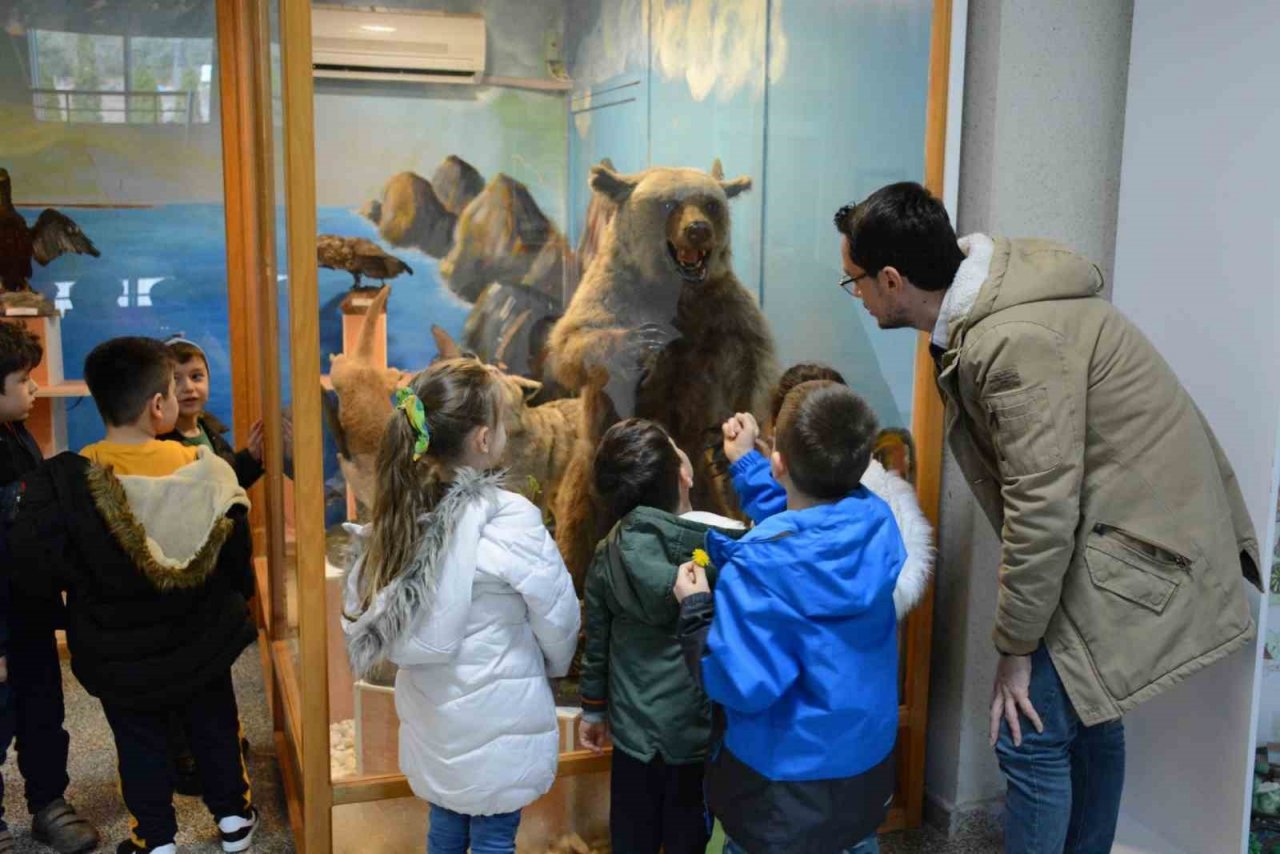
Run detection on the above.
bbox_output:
[692,548,710,568]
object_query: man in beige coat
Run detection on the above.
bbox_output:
[834,182,1261,853]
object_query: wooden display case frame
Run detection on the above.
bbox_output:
[215,0,955,849]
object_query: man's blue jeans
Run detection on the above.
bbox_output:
[724,834,878,854]
[994,645,1125,853]
[427,804,521,854]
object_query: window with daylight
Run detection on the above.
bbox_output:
[29,29,214,125]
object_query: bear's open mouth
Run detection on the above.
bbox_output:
[667,242,709,282]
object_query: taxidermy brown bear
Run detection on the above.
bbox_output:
[548,160,777,584]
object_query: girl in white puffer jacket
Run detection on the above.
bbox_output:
[342,359,580,854]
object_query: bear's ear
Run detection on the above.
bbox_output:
[721,175,752,199]
[710,158,725,180]
[598,157,615,170]
[590,165,637,203]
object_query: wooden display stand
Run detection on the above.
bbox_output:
[7,312,92,458]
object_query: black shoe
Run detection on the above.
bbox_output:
[174,752,202,797]
[218,806,258,853]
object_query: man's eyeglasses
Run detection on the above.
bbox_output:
[838,270,876,296]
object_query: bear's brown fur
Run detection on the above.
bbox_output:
[548,160,776,584]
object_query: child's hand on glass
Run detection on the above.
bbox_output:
[722,412,760,464]
[674,560,710,602]
[579,719,608,755]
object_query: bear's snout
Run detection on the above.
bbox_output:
[682,220,712,247]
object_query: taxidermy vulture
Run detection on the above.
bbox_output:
[317,235,413,289]
[0,168,101,292]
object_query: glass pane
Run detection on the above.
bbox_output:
[317,3,573,786]
[265,0,301,684]
[3,6,228,449]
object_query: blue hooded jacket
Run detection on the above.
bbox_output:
[728,449,785,523]
[702,486,905,782]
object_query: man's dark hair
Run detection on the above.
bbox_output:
[84,337,175,427]
[834,182,964,291]
[0,322,43,386]
[770,362,847,426]
[776,381,877,500]
[593,418,682,528]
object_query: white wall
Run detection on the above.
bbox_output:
[925,0,1135,831]
[1110,1,1280,851]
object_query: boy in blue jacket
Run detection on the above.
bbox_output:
[675,380,905,854]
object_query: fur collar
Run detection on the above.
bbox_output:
[87,447,249,591]
[932,233,995,350]
[343,467,507,679]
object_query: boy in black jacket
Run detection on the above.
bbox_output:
[0,321,99,854]
[9,337,258,854]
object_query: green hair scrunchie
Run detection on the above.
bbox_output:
[394,387,431,461]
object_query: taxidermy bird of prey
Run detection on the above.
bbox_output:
[0,168,101,293]
[317,234,414,289]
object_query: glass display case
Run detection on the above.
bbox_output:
[3,0,952,850]
[232,0,958,850]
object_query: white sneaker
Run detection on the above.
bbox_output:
[217,807,258,853]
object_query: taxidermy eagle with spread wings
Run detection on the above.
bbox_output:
[0,168,101,293]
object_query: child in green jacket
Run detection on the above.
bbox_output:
[578,418,743,854]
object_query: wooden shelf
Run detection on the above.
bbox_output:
[37,381,90,398]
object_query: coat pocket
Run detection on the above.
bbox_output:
[1084,526,1189,614]
[983,385,1062,477]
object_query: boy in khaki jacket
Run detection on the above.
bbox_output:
[833,182,1259,852]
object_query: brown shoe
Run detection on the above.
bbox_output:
[32,798,100,854]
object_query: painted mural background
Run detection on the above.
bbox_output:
[3,0,934,499]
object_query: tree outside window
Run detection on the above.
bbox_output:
[30,29,213,125]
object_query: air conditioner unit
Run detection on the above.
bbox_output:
[311,6,486,85]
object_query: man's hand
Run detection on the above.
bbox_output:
[989,653,1044,747]
[722,412,761,465]
[674,561,710,602]
[0,655,8,684]
[579,719,608,755]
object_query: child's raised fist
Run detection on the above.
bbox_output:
[722,412,760,464]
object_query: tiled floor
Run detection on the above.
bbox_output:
[2,649,293,853]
